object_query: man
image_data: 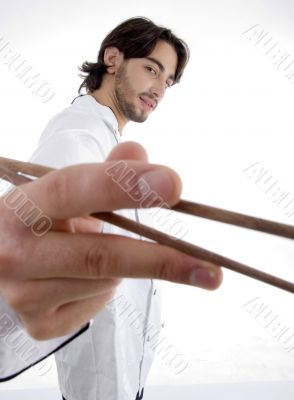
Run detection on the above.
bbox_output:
[7,16,222,399]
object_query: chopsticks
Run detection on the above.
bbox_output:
[0,155,294,294]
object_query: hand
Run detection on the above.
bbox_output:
[0,142,223,340]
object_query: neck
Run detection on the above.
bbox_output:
[89,87,127,136]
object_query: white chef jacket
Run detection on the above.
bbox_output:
[27,94,163,400]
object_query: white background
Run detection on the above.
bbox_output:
[0,0,294,394]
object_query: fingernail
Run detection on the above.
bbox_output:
[189,268,216,288]
[139,170,173,199]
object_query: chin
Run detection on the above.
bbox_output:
[129,110,149,124]
[132,116,148,123]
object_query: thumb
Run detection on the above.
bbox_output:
[106,141,148,162]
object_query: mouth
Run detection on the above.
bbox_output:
[139,96,156,112]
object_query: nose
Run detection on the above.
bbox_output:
[151,78,166,101]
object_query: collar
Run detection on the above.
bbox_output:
[71,94,121,139]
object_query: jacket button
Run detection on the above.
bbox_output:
[153,289,157,295]
[161,323,165,328]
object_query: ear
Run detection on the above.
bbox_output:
[103,46,124,74]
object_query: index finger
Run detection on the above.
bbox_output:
[19,161,182,220]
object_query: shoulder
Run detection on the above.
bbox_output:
[48,105,107,136]
[37,95,118,146]
[30,96,119,167]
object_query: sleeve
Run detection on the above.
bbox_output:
[0,296,89,381]
[0,129,107,381]
[29,129,107,167]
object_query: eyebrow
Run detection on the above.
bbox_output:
[145,56,176,83]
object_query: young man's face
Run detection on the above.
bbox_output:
[114,40,178,123]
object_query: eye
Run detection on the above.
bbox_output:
[166,81,173,89]
[145,66,157,75]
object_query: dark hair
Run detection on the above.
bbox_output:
[78,16,190,94]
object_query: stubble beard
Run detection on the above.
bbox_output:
[114,63,148,123]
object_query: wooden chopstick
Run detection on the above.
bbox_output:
[0,156,54,178]
[169,200,294,240]
[93,211,294,293]
[0,156,294,240]
[0,156,294,294]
